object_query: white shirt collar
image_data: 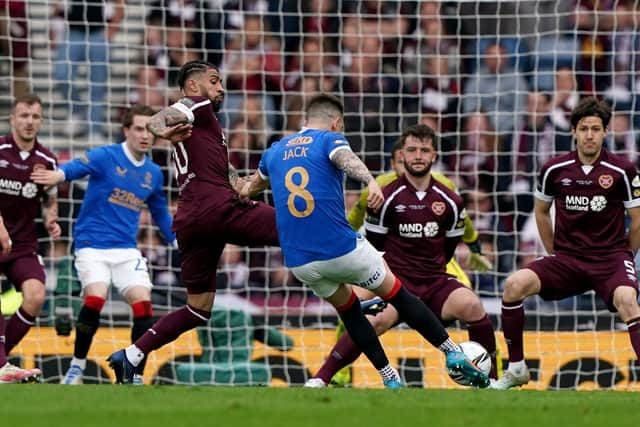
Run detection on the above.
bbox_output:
[121,142,145,167]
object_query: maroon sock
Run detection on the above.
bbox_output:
[0,312,6,366]
[135,305,210,354]
[627,317,640,359]
[501,300,525,363]
[315,332,363,384]
[5,308,35,354]
[467,314,498,378]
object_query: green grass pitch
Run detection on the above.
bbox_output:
[1,385,639,427]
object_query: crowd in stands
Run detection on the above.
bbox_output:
[3,0,640,314]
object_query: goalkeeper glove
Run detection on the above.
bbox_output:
[360,297,387,316]
[54,306,73,336]
[467,240,493,272]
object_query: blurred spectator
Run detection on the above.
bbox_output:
[550,66,579,153]
[452,111,501,193]
[500,92,554,231]
[418,55,459,134]
[608,111,639,165]
[128,66,167,110]
[605,0,639,112]
[342,0,410,68]
[284,36,338,93]
[227,118,261,174]
[163,23,202,87]
[52,0,124,140]
[146,0,222,63]
[0,0,29,98]
[571,0,614,93]
[462,42,529,137]
[338,35,400,173]
[220,13,281,128]
[221,13,282,93]
[401,4,459,95]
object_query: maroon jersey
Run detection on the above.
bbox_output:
[0,134,57,253]
[364,175,466,288]
[536,149,640,256]
[170,96,232,226]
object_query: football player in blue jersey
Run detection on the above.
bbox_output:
[239,93,489,388]
[31,105,176,385]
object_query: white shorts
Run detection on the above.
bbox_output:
[74,248,153,295]
[290,236,386,299]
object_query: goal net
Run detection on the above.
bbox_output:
[1,0,639,389]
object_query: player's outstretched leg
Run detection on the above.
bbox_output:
[108,303,211,384]
[379,277,489,388]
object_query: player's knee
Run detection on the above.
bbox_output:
[21,285,45,312]
[503,271,535,301]
[613,287,640,319]
[461,296,486,322]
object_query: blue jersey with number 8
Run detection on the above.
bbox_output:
[258,128,358,267]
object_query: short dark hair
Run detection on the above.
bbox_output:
[11,94,42,112]
[177,60,218,90]
[570,97,612,129]
[122,104,156,128]
[397,124,438,149]
[306,93,344,120]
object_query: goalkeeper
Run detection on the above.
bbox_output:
[327,132,497,387]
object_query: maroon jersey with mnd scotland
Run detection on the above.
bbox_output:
[0,134,57,254]
[535,149,640,256]
[364,174,466,288]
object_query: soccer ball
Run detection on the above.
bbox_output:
[448,341,492,386]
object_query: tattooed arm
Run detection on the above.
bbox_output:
[238,171,271,198]
[146,98,194,144]
[330,148,384,211]
[229,163,270,197]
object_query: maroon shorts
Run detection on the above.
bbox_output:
[526,250,638,312]
[0,250,45,288]
[176,198,279,294]
[399,272,467,319]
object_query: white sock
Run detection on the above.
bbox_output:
[438,338,462,353]
[379,364,399,381]
[125,345,145,367]
[507,360,526,373]
[70,357,86,370]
